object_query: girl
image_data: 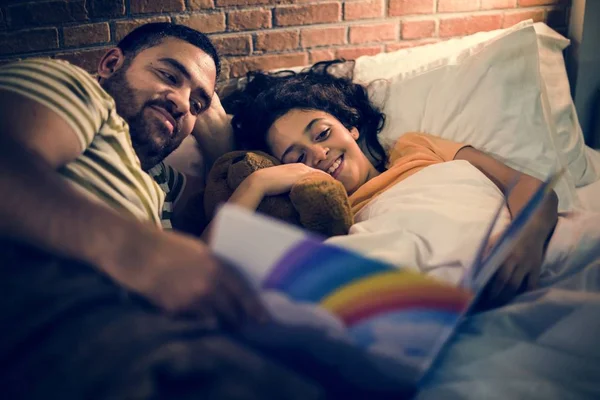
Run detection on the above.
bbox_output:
[220,61,558,306]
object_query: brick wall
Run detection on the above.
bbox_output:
[0,0,571,85]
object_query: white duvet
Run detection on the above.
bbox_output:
[327,160,512,284]
[326,161,600,399]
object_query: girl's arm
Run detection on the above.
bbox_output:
[454,146,559,306]
[200,164,328,242]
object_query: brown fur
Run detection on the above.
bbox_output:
[204,151,353,238]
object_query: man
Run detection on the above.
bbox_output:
[0,23,325,398]
[0,22,262,323]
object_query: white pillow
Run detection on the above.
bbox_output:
[353,21,598,190]
[354,25,577,212]
[534,23,599,186]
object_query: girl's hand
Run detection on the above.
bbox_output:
[455,146,558,308]
[250,164,329,196]
[482,219,550,307]
[201,164,327,243]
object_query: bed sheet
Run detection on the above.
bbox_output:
[324,161,600,399]
[576,147,600,212]
[417,211,600,400]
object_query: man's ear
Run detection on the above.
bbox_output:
[97,48,126,79]
[350,127,360,141]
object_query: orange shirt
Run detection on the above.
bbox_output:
[349,132,469,215]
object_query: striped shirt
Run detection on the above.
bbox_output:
[0,58,185,229]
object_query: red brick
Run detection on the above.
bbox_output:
[55,48,111,73]
[401,19,435,39]
[114,17,171,42]
[503,9,544,28]
[301,26,346,48]
[7,1,88,30]
[211,34,251,56]
[89,0,126,18]
[386,39,440,52]
[518,0,565,6]
[439,14,503,37]
[349,22,397,44]
[217,61,231,83]
[227,9,271,31]
[274,3,341,27]
[255,30,299,52]
[546,7,568,29]
[309,49,336,63]
[481,0,517,9]
[216,0,270,5]
[336,45,382,60]
[188,0,215,9]
[438,0,479,12]
[131,0,185,14]
[344,0,384,21]
[174,13,226,34]
[63,23,110,47]
[0,28,58,56]
[389,0,434,16]
[229,52,308,77]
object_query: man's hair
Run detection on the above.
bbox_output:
[227,60,387,172]
[117,22,221,77]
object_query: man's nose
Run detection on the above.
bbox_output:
[166,89,191,116]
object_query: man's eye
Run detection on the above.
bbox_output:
[296,153,306,163]
[316,128,331,141]
[191,99,203,115]
[160,71,177,84]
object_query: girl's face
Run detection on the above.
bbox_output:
[267,109,379,194]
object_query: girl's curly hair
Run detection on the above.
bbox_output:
[225,60,387,172]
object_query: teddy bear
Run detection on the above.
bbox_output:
[203,150,354,238]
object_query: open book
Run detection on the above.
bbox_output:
[210,170,563,384]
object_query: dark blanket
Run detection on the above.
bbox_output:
[0,240,414,399]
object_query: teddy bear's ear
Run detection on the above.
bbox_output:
[245,152,281,169]
[231,154,247,164]
[227,151,280,188]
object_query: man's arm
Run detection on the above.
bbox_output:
[0,88,265,324]
[0,90,160,280]
[171,173,209,236]
[172,92,234,237]
[193,92,235,173]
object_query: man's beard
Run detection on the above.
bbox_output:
[101,68,184,171]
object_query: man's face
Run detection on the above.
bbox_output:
[102,37,217,170]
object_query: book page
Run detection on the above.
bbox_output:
[211,204,473,379]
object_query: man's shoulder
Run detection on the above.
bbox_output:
[2,57,86,78]
[0,58,114,104]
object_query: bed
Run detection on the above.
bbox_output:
[166,20,600,399]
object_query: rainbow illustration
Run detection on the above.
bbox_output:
[263,238,474,356]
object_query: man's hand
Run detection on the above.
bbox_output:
[115,228,269,326]
[193,92,235,169]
